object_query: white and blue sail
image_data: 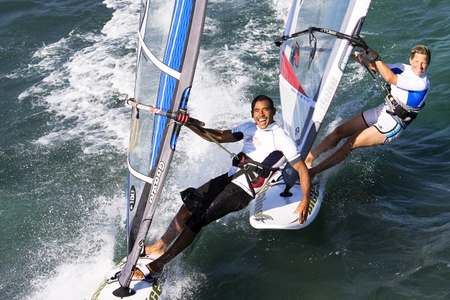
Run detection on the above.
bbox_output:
[121,0,208,290]
[249,0,371,230]
[92,0,208,298]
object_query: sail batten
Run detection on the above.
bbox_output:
[138,32,181,79]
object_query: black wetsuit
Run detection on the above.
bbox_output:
[181,173,251,233]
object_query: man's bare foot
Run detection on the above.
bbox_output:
[143,242,166,259]
[132,263,162,281]
[132,268,145,280]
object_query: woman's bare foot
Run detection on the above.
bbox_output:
[305,152,315,169]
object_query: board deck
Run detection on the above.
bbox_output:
[92,257,163,300]
[249,177,322,230]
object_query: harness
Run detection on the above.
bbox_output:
[354,57,423,128]
[231,152,281,197]
[384,93,421,127]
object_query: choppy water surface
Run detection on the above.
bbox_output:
[0,0,449,299]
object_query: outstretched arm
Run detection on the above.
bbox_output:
[185,118,242,143]
[292,159,311,224]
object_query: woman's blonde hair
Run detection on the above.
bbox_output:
[410,45,431,64]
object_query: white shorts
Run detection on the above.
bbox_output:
[362,103,403,144]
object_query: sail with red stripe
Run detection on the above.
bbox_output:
[279,0,372,157]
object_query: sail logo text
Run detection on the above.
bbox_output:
[148,161,166,205]
[129,186,136,211]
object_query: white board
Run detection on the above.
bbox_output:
[249,175,322,230]
[92,257,163,300]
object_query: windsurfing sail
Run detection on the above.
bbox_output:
[279,0,371,157]
[117,0,208,292]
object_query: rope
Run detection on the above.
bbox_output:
[199,129,238,159]
[126,98,237,159]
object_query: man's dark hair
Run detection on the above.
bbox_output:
[251,95,276,115]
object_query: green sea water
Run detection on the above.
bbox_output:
[1,0,449,299]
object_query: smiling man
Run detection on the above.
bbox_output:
[306,45,431,176]
[133,95,311,281]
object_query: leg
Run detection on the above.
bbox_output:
[148,226,197,273]
[309,125,386,176]
[144,205,191,257]
[132,224,197,279]
[305,114,368,168]
[148,183,251,272]
[145,173,231,257]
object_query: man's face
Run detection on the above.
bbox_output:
[252,99,275,129]
[410,53,428,76]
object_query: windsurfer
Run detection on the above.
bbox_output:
[305,45,431,176]
[135,95,311,280]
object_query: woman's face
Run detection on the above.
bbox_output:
[410,53,429,76]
